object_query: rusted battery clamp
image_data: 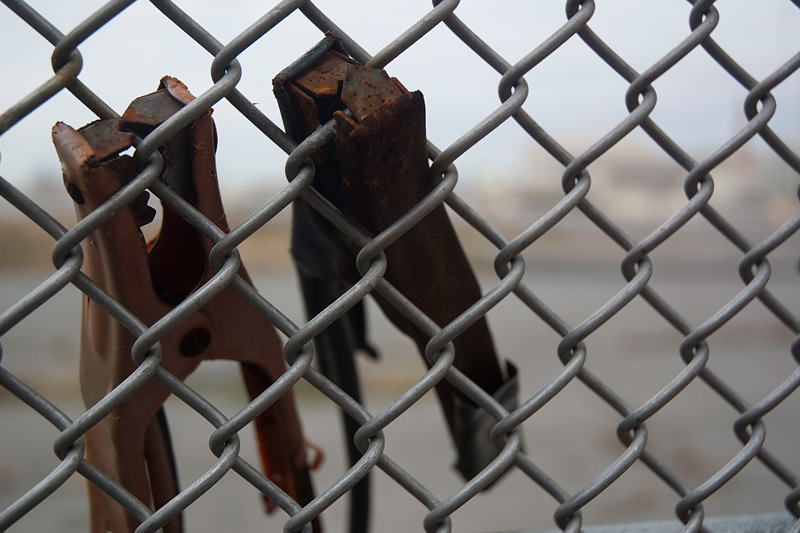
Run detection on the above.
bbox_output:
[54,77,320,533]
[274,37,520,496]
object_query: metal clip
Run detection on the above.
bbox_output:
[274,37,520,495]
[53,77,320,533]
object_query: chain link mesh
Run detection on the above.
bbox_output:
[1,1,799,532]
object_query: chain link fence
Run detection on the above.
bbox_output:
[1,1,800,532]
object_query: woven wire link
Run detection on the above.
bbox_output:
[1,0,799,532]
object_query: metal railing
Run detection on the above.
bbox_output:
[1,1,799,532]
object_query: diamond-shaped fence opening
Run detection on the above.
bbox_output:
[1,1,799,532]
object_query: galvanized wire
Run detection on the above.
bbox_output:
[1,0,799,532]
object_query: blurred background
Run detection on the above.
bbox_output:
[1,1,799,531]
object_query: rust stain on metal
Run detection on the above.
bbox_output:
[274,37,519,487]
[292,49,356,97]
[121,89,185,129]
[53,75,320,533]
[288,50,406,124]
[121,76,197,129]
[77,119,134,162]
[340,65,403,121]
[162,76,196,105]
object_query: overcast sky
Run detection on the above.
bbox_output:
[1,0,798,200]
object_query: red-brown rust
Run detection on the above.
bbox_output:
[54,78,320,533]
[275,41,517,483]
[339,66,403,121]
[292,49,356,98]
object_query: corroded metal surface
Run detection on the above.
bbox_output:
[275,38,518,492]
[53,78,320,533]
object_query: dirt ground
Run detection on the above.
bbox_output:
[1,217,799,532]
